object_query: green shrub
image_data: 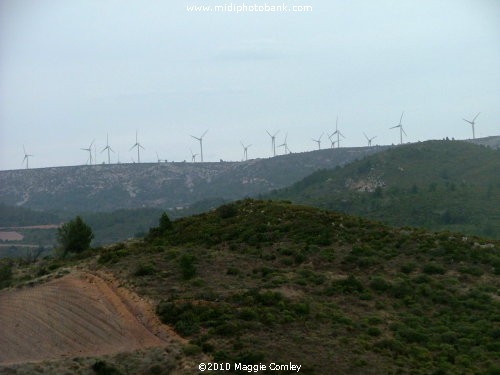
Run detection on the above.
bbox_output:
[422,263,446,275]
[326,275,364,295]
[217,203,238,219]
[134,263,157,276]
[226,267,240,276]
[179,253,196,280]
[57,216,94,257]
[370,277,391,292]
[367,327,382,337]
[401,262,416,274]
[0,260,13,289]
[91,360,122,375]
[182,344,202,356]
[458,266,484,276]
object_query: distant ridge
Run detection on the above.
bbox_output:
[466,135,500,149]
[268,138,500,239]
[0,146,389,211]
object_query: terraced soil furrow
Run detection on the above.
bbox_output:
[0,272,169,365]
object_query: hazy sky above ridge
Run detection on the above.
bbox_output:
[0,0,499,170]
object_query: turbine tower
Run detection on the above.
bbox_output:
[389,111,406,145]
[191,129,208,162]
[312,133,323,150]
[266,130,279,157]
[81,140,94,165]
[363,132,377,147]
[101,133,114,164]
[327,133,336,148]
[331,116,345,148]
[240,142,252,161]
[190,149,198,163]
[130,131,145,163]
[278,133,290,154]
[463,112,480,139]
[22,146,33,169]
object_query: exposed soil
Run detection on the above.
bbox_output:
[0,225,60,230]
[0,271,182,365]
[0,231,23,241]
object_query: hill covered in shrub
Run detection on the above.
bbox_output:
[268,140,500,239]
[95,200,499,374]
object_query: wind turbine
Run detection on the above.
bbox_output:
[389,111,406,145]
[240,142,252,161]
[463,112,480,139]
[278,133,290,154]
[101,133,114,164]
[130,131,145,163]
[191,129,208,162]
[190,149,198,163]
[312,133,323,150]
[331,116,345,148]
[266,130,279,157]
[81,140,94,165]
[156,152,164,164]
[327,133,337,148]
[22,146,33,169]
[363,132,377,147]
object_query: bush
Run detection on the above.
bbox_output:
[57,216,94,257]
[370,277,391,292]
[91,360,122,375]
[422,263,446,275]
[179,254,196,280]
[217,203,238,219]
[326,275,364,295]
[133,263,157,276]
[159,212,173,232]
[0,259,13,289]
[148,212,173,238]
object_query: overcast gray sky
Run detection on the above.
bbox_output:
[1,0,499,170]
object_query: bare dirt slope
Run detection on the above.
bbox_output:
[0,272,176,365]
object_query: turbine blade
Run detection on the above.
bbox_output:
[402,127,407,136]
[266,130,272,137]
[473,112,480,121]
[191,135,200,140]
[201,129,208,138]
[400,111,404,124]
[390,125,399,129]
[363,132,368,140]
[129,144,136,151]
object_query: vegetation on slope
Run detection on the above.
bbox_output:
[3,199,499,374]
[268,140,500,239]
[88,200,500,374]
[0,203,60,227]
